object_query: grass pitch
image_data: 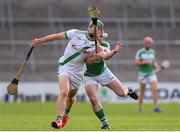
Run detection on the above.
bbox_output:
[0,102,180,131]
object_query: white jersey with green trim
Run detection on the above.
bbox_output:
[58,29,95,74]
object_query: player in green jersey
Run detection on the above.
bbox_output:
[83,21,138,129]
[134,36,161,112]
[84,42,138,129]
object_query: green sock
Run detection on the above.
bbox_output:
[64,108,70,115]
[95,109,109,126]
[57,115,62,121]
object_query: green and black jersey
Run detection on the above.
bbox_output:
[84,41,110,76]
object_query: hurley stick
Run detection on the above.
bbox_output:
[7,47,34,95]
[88,6,100,53]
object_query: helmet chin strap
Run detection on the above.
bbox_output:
[86,32,95,41]
[89,33,94,39]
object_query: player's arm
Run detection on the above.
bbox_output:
[134,59,153,66]
[32,32,67,47]
[97,42,110,52]
[134,50,153,65]
[84,44,116,64]
[84,41,111,64]
[154,61,162,72]
[97,41,122,60]
[84,54,102,64]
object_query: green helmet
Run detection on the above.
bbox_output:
[89,20,104,29]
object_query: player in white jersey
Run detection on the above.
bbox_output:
[31,20,121,129]
[60,20,138,130]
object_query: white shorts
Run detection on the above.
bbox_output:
[57,64,83,89]
[138,73,158,84]
[84,68,117,86]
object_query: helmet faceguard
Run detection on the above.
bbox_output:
[87,20,105,40]
[88,20,104,29]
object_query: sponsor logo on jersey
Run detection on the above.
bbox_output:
[71,44,78,50]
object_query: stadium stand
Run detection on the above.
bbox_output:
[0,0,180,82]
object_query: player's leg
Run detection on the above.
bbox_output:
[150,81,158,108]
[52,75,70,129]
[99,68,138,100]
[65,88,78,114]
[62,88,78,127]
[85,83,110,129]
[149,80,161,112]
[105,79,138,100]
[138,83,146,112]
[106,79,128,96]
[85,84,101,111]
[61,70,83,127]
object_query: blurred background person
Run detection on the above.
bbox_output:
[134,36,161,112]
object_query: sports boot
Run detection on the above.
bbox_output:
[127,87,138,100]
[51,120,62,129]
[62,114,70,128]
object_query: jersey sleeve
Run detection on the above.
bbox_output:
[153,50,156,58]
[65,29,77,39]
[152,49,157,61]
[135,50,141,59]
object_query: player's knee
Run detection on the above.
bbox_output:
[117,92,126,97]
[116,89,128,97]
[60,89,69,97]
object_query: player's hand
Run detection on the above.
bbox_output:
[84,53,102,64]
[112,41,122,53]
[32,38,41,47]
[93,54,102,61]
